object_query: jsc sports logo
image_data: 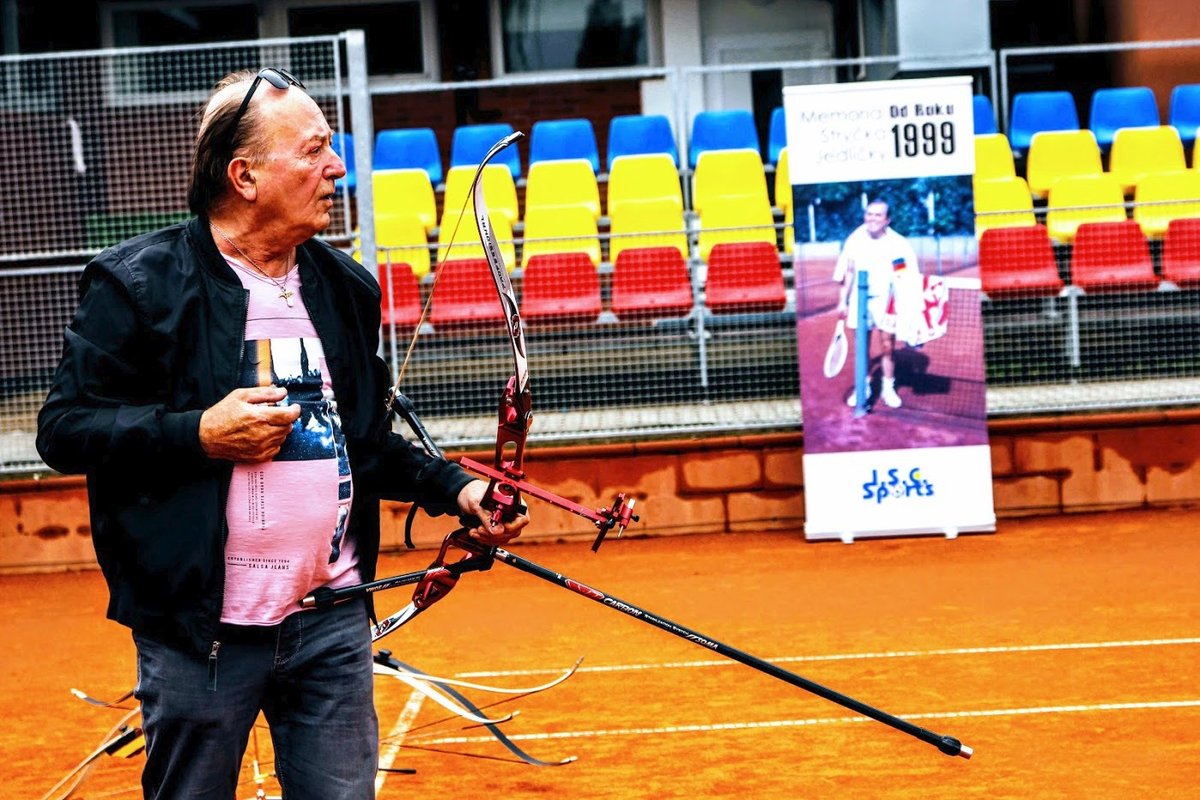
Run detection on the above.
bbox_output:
[862,467,934,504]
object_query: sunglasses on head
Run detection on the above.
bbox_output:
[230,67,306,138]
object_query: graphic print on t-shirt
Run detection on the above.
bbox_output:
[220,260,359,626]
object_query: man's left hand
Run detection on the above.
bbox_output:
[456,479,529,545]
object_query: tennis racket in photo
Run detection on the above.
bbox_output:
[823,319,848,378]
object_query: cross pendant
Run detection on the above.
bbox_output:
[279,287,295,307]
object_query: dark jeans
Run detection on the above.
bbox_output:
[133,597,378,799]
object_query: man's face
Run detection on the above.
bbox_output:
[250,89,346,241]
[863,203,889,237]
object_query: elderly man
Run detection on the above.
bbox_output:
[834,199,921,410]
[37,68,526,798]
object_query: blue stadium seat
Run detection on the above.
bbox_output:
[332,132,356,194]
[1089,86,1160,151]
[688,109,759,168]
[973,94,998,135]
[1008,91,1080,155]
[529,118,600,173]
[373,128,442,185]
[450,122,520,178]
[1168,83,1200,149]
[607,114,679,170]
[767,106,787,164]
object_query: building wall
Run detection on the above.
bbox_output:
[1103,0,1200,111]
[6,410,1200,574]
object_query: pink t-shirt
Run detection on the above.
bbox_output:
[220,257,359,625]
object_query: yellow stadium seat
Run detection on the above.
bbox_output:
[974,176,1037,237]
[1108,125,1187,195]
[774,147,792,215]
[974,134,1016,182]
[608,198,689,263]
[520,206,601,267]
[1045,173,1127,243]
[373,169,437,234]
[442,164,519,226]
[696,196,777,261]
[375,213,432,276]
[691,148,769,217]
[606,153,683,219]
[1026,129,1103,199]
[1133,168,1200,239]
[437,209,516,271]
[524,159,600,219]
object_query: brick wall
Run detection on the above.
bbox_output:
[7,409,1200,573]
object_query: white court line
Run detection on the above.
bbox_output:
[456,637,1200,679]
[375,689,425,795]
[412,700,1200,745]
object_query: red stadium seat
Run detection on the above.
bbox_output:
[428,258,507,326]
[978,225,1065,297]
[1068,220,1160,292]
[378,262,423,329]
[611,247,694,318]
[1161,217,1200,287]
[704,241,787,313]
[520,252,602,323]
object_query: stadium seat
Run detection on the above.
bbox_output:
[428,258,507,326]
[973,94,998,135]
[974,133,1016,182]
[373,168,437,234]
[1168,83,1200,150]
[973,176,1037,238]
[688,109,759,168]
[378,261,423,330]
[374,213,432,277]
[696,196,777,262]
[1045,173,1127,243]
[607,153,684,220]
[692,148,770,217]
[611,246,694,318]
[1069,220,1160,292]
[374,128,443,185]
[524,159,601,219]
[978,225,1065,297]
[607,198,689,264]
[606,114,679,169]
[1161,217,1200,286]
[520,205,601,267]
[441,164,519,227]
[767,106,787,164]
[1025,129,1103,199]
[1133,169,1200,239]
[1008,91,1080,155]
[529,118,601,173]
[1108,125,1187,194]
[519,252,603,323]
[774,147,792,214]
[436,209,516,271]
[704,241,787,313]
[332,132,356,193]
[1089,86,1160,151]
[450,122,520,178]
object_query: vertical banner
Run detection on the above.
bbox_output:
[786,77,996,542]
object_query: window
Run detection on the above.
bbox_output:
[287,2,431,78]
[497,0,650,73]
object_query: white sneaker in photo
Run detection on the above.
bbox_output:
[880,385,902,408]
[846,388,871,407]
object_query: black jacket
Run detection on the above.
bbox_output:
[36,217,472,655]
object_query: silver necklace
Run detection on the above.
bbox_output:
[210,223,297,307]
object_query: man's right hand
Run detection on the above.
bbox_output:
[199,386,301,462]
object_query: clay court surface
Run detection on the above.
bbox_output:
[4,507,1199,798]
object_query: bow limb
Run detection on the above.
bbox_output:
[469,133,533,526]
